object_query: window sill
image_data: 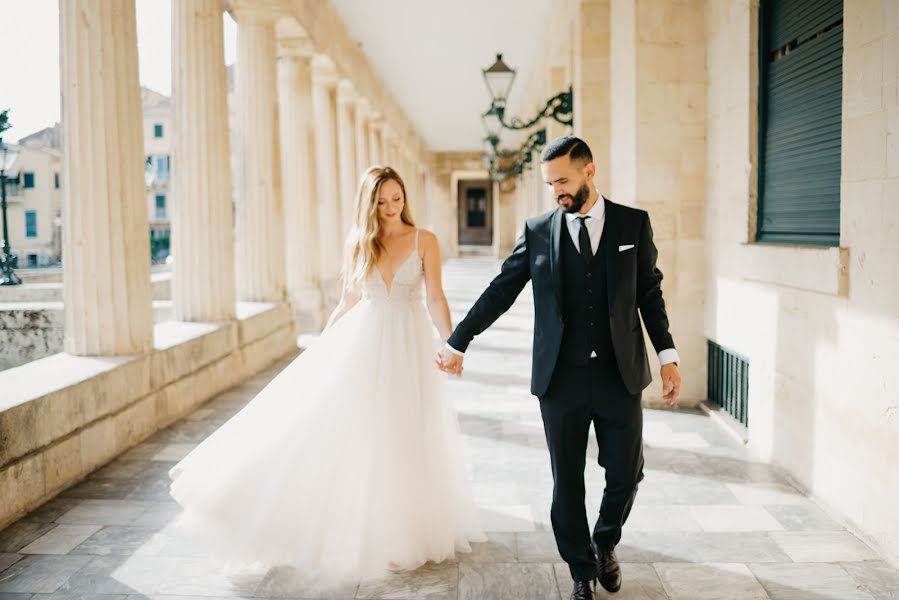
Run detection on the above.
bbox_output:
[735,242,849,296]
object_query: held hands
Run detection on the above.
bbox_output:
[435,347,464,377]
[661,363,682,407]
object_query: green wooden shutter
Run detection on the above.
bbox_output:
[758,0,843,246]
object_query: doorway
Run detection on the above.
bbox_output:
[457,179,493,246]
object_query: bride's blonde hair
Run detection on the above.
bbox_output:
[341,166,416,291]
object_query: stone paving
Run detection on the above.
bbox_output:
[1,258,898,599]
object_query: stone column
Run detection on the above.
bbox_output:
[311,55,342,302]
[277,35,323,330]
[335,80,358,233]
[573,0,611,193]
[381,125,393,167]
[610,0,706,401]
[171,0,235,322]
[354,98,370,181]
[233,4,286,302]
[368,116,382,165]
[59,0,153,356]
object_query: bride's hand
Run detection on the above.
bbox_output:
[435,349,464,377]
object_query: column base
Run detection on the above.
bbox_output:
[289,286,324,333]
[319,277,343,325]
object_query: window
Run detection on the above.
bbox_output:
[155,195,166,220]
[25,211,37,238]
[23,172,35,188]
[757,0,843,246]
[54,172,60,189]
[154,123,164,138]
[26,253,39,268]
[155,155,170,182]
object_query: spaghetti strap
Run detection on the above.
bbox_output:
[414,228,420,252]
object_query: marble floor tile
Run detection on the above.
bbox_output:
[626,505,703,533]
[356,562,458,600]
[19,501,82,526]
[89,462,152,481]
[689,505,784,532]
[55,502,152,528]
[770,532,879,563]
[840,560,899,600]
[476,505,536,533]
[253,564,357,599]
[69,527,158,557]
[19,526,103,555]
[726,482,806,506]
[0,525,57,554]
[148,445,195,463]
[0,556,24,573]
[54,555,153,596]
[748,562,876,599]
[458,563,560,600]
[0,555,94,594]
[154,556,259,597]
[654,562,769,600]
[618,532,791,564]
[762,503,843,532]
[515,531,559,563]
[457,533,517,564]
[30,593,128,600]
[117,446,164,463]
[60,480,140,501]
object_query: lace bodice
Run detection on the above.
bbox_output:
[361,229,424,305]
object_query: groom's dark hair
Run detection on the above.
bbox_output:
[540,136,593,166]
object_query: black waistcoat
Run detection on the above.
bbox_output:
[557,221,615,366]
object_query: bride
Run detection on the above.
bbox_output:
[167,166,485,584]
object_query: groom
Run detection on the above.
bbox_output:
[439,136,682,599]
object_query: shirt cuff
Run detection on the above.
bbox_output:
[658,348,679,366]
[444,342,465,356]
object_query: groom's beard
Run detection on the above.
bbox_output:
[557,181,591,214]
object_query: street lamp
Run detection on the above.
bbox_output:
[481,53,516,109]
[0,134,22,286]
[481,53,574,131]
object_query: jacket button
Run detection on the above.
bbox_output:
[586,273,592,278]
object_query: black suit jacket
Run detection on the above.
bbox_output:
[447,197,675,397]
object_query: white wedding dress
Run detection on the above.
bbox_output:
[167,229,485,583]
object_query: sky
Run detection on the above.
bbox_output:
[1,1,238,143]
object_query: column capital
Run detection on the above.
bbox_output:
[227,0,285,24]
[278,35,315,59]
[311,54,339,88]
[356,97,371,117]
[336,79,357,104]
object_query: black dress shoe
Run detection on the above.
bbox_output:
[595,542,622,593]
[570,578,596,600]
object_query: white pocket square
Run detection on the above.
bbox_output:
[618,244,635,252]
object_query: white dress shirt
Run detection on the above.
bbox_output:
[446,192,679,367]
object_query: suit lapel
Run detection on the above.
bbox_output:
[549,207,563,309]
[602,197,618,314]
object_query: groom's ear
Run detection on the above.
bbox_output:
[584,161,597,181]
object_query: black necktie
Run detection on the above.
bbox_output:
[577,216,592,264]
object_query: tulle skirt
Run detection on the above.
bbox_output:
[167,298,485,584]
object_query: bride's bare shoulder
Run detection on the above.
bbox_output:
[416,228,439,247]
[416,229,444,263]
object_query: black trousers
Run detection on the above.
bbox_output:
[538,357,644,582]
